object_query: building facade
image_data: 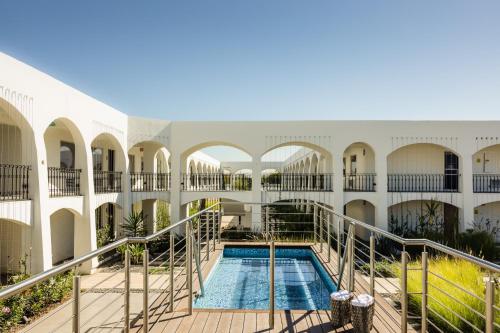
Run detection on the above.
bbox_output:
[1,52,500,274]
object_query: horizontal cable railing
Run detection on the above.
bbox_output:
[0,164,30,201]
[93,170,122,193]
[130,172,170,192]
[48,167,81,197]
[261,173,333,191]
[388,173,461,192]
[181,173,252,191]
[343,173,376,192]
[473,173,500,193]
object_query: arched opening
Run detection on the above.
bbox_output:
[95,202,123,247]
[343,142,376,192]
[473,201,500,243]
[387,143,461,193]
[44,118,87,197]
[50,209,81,265]
[91,133,126,194]
[131,199,170,235]
[388,199,459,241]
[0,100,35,201]
[473,144,500,193]
[129,141,170,192]
[261,143,333,192]
[0,219,31,280]
[182,145,251,191]
[344,200,375,240]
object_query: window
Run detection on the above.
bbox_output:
[60,141,75,169]
[92,147,103,171]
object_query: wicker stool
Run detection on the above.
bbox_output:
[330,290,353,328]
[351,294,375,333]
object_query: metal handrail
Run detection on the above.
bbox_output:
[335,224,353,291]
[0,202,220,300]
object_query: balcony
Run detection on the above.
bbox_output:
[388,174,460,192]
[343,173,376,192]
[0,164,30,200]
[93,171,122,193]
[48,167,81,197]
[473,174,500,193]
[261,173,333,191]
[130,172,170,192]
[182,173,252,191]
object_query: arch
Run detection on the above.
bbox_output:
[95,202,123,244]
[0,217,31,274]
[311,154,319,173]
[472,143,500,175]
[181,141,253,160]
[260,141,331,159]
[387,142,462,159]
[44,117,89,196]
[90,132,127,170]
[473,201,500,242]
[128,140,171,174]
[343,142,376,174]
[344,199,376,240]
[49,208,82,265]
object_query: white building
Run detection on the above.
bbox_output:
[1,52,500,275]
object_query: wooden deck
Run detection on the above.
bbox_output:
[130,242,414,333]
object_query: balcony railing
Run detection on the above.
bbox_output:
[388,173,460,192]
[130,172,170,192]
[48,167,81,197]
[343,173,376,192]
[94,170,122,193]
[261,173,333,191]
[0,164,30,201]
[473,174,500,193]
[182,173,252,191]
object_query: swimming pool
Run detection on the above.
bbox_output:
[193,246,336,310]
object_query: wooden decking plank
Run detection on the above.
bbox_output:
[202,312,222,333]
[189,311,209,332]
[291,311,310,332]
[177,311,198,332]
[243,312,257,332]
[216,312,234,333]
[230,312,245,332]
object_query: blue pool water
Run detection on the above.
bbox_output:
[193,246,336,310]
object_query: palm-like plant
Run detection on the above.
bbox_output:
[122,210,146,237]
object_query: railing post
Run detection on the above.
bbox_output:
[319,209,323,253]
[313,205,317,244]
[212,210,216,252]
[485,275,495,333]
[337,216,341,273]
[169,232,175,312]
[205,212,210,261]
[143,249,149,332]
[269,239,275,329]
[348,224,355,292]
[72,275,80,333]
[124,250,130,332]
[369,235,375,296]
[217,208,222,243]
[197,218,201,261]
[401,251,408,333]
[186,221,193,315]
[265,206,270,243]
[421,251,428,333]
[327,213,331,262]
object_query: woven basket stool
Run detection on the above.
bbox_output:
[351,294,375,333]
[330,290,353,328]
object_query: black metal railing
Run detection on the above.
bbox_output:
[181,173,252,191]
[0,164,30,200]
[48,167,81,197]
[388,173,460,192]
[94,170,122,193]
[130,172,170,192]
[343,173,376,192]
[261,173,333,191]
[473,174,500,193]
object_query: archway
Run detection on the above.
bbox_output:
[131,199,170,234]
[91,133,126,194]
[0,219,31,279]
[473,201,500,243]
[129,141,170,192]
[50,209,81,265]
[387,143,462,193]
[95,202,123,247]
[343,142,376,192]
[344,200,375,240]
[44,118,87,197]
[472,144,500,193]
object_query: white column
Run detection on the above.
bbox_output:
[375,151,389,230]
[169,152,183,224]
[461,151,474,231]
[251,155,262,230]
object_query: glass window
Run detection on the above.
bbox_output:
[60,141,75,169]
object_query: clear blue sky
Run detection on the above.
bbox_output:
[1,1,500,121]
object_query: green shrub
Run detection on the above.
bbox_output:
[456,230,498,261]
[0,271,73,331]
[395,256,499,332]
